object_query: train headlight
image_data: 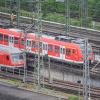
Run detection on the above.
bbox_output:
[80,58,83,61]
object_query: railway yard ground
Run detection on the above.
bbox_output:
[0,77,82,100]
[0,81,66,100]
[0,61,100,100]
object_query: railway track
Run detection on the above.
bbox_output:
[0,12,100,52]
[0,69,100,99]
[26,57,100,78]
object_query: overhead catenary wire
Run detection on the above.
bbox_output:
[33,0,44,90]
[64,0,70,36]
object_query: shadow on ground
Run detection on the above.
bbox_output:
[0,93,27,100]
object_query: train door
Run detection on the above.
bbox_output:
[9,35,14,47]
[4,54,10,66]
[42,43,48,56]
[71,49,78,61]
[60,46,65,60]
[26,40,32,52]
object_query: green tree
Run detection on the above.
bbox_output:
[94,1,100,21]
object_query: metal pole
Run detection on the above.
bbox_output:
[83,39,88,100]
[77,80,81,100]
[79,84,80,100]
[36,0,42,90]
[88,55,91,100]
[64,0,70,36]
[48,57,51,83]
[80,0,88,27]
[23,52,26,83]
[83,39,90,100]
[16,0,20,28]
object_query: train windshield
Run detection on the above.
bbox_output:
[11,53,24,62]
[79,43,92,56]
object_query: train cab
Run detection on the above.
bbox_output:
[72,38,94,64]
[11,52,25,68]
[0,45,25,68]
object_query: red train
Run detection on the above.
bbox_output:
[0,45,25,68]
[0,28,94,65]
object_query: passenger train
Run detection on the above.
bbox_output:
[0,28,94,65]
[0,45,25,68]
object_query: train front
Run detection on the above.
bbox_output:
[11,51,25,68]
[79,41,94,64]
[72,38,94,65]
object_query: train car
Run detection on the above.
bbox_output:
[0,28,25,50]
[0,45,25,68]
[27,33,94,64]
[55,35,94,64]
[0,28,94,65]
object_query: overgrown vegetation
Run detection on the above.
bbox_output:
[69,96,79,100]
[0,0,100,29]
[0,0,99,21]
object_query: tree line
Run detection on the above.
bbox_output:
[0,0,100,21]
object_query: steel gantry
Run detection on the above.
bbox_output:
[80,0,88,27]
[5,0,20,27]
[33,0,44,90]
[83,39,91,100]
[56,0,70,36]
[64,0,70,36]
[81,0,91,99]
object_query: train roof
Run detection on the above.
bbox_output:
[28,34,86,47]
[0,45,23,54]
[28,33,80,48]
[55,35,86,44]
[0,23,13,28]
[28,32,55,39]
[9,28,24,33]
[44,38,79,48]
[0,28,24,37]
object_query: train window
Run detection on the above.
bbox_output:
[60,48,62,54]
[14,37,19,44]
[48,44,53,51]
[72,49,75,54]
[66,48,71,56]
[63,48,65,54]
[32,41,36,48]
[10,37,12,42]
[6,56,9,60]
[40,42,42,49]
[55,46,59,53]
[43,44,47,50]
[27,40,31,46]
[45,44,47,50]
[4,35,8,42]
[0,34,3,40]
[43,44,45,49]
[21,39,25,45]
[19,54,24,60]
[10,36,14,43]
[60,48,65,54]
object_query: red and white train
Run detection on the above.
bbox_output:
[0,28,94,65]
[0,45,25,68]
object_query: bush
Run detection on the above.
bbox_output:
[69,96,79,100]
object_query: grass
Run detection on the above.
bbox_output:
[69,95,82,100]
[69,96,79,100]
[0,76,84,100]
[0,7,100,30]
[43,13,65,23]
